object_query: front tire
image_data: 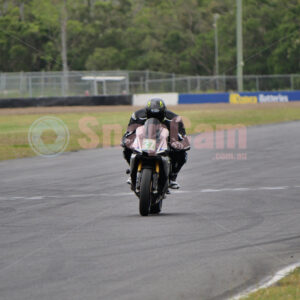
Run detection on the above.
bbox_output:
[139,168,152,216]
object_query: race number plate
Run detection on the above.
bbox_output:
[142,139,156,151]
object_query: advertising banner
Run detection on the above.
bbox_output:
[178,93,229,104]
[178,91,300,105]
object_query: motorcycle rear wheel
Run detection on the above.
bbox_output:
[139,168,152,216]
[150,200,162,214]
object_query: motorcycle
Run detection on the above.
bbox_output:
[129,118,171,216]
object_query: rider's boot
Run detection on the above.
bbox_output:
[169,173,180,189]
[126,169,131,185]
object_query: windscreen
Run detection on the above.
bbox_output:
[132,118,169,155]
[142,118,162,154]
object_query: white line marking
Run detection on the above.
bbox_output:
[231,262,300,300]
[201,189,222,193]
[105,192,133,196]
[1,185,300,201]
[232,188,251,191]
[67,194,99,198]
[258,186,289,190]
[171,190,191,194]
[27,196,45,200]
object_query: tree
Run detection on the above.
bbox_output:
[0,0,299,75]
[30,0,70,73]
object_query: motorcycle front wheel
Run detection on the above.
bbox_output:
[139,168,152,216]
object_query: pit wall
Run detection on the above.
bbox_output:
[1,91,300,108]
[0,95,132,108]
[133,91,300,106]
[133,93,179,106]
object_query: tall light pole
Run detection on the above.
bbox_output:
[236,0,243,91]
[214,13,220,90]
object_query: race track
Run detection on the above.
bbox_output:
[1,121,300,300]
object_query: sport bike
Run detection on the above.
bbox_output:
[129,118,171,216]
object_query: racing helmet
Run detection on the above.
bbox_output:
[145,98,166,122]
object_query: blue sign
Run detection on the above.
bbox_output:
[179,93,229,104]
[178,91,300,104]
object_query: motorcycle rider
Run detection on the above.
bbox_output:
[122,98,190,189]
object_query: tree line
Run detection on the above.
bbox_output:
[0,0,299,75]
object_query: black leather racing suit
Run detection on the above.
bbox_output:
[121,108,190,181]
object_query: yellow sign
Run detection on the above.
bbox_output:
[230,93,258,104]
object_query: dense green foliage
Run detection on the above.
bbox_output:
[0,0,299,74]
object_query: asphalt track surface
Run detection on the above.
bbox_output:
[1,121,300,300]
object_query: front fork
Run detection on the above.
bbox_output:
[135,161,160,194]
[130,154,170,197]
[152,162,160,194]
[135,161,142,192]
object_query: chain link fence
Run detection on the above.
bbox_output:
[0,70,299,98]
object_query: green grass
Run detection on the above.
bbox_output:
[244,267,300,300]
[0,111,130,160]
[1,103,300,161]
[182,106,300,132]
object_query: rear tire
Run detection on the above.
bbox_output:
[139,169,152,216]
[150,200,162,214]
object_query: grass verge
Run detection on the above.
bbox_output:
[0,103,300,161]
[243,267,300,300]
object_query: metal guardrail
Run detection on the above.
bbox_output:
[0,70,299,98]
